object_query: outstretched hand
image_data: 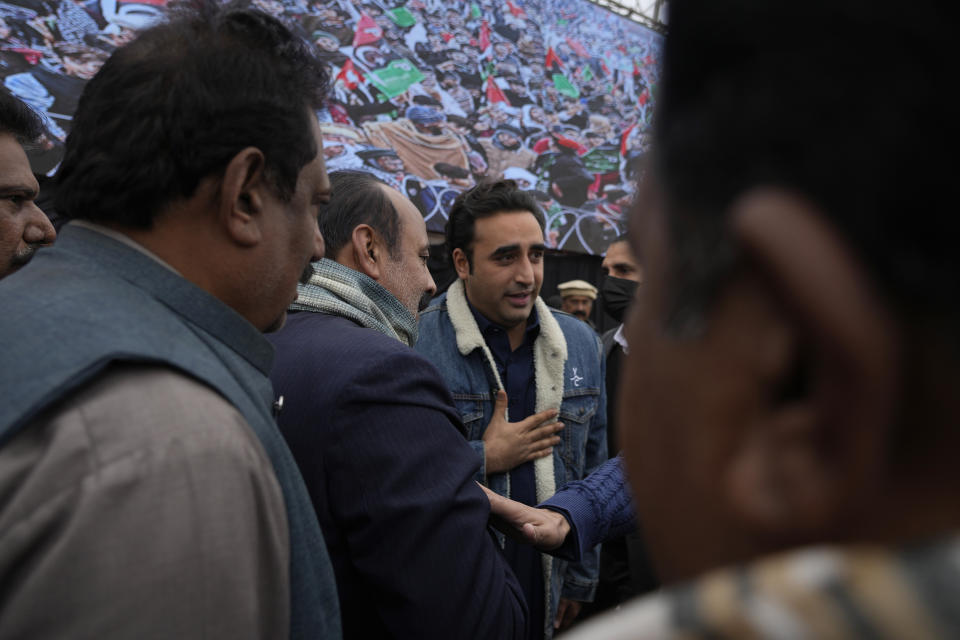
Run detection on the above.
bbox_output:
[483,390,563,474]
[479,483,570,551]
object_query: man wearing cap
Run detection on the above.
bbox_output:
[557,279,598,328]
[363,103,471,180]
[504,166,539,191]
[479,123,536,180]
[357,148,406,190]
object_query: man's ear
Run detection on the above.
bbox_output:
[721,188,899,537]
[219,147,268,247]
[452,247,470,280]
[350,224,382,280]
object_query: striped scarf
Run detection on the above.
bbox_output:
[290,258,418,346]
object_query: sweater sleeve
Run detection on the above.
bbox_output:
[539,456,637,563]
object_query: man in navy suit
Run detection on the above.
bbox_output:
[268,170,556,639]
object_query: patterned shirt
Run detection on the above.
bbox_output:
[563,536,960,639]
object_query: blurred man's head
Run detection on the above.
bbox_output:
[320,170,435,316]
[0,90,56,278]
[558,279,596,321]
[620,0,956,584]
[54,4,330,332]
[447,180,545,333]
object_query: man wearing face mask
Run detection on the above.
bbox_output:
[599,235,642,455]
[581,235,659,619]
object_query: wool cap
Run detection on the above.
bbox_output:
[557,279,598,300]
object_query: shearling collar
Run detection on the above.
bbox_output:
[445,279,567,503]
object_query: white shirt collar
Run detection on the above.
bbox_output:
[613,323,629,354]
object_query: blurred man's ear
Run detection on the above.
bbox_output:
[721,188,900,538]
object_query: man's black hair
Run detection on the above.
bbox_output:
[0,88,43,143]
[319,170,401,260]
[445,179,544,269]
[656,0,954,333]
[54,2,330,228]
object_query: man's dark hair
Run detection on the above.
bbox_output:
[319,170,401,259]
[445,179,544,268]
[54,2,330,228]
[655,0,954,335]
[0,88,43,143]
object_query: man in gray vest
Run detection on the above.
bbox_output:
[0,5,340,639]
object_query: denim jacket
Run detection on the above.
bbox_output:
[415,280,607,638]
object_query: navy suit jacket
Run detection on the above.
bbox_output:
[269,311,527,639]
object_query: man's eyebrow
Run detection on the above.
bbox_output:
[489,244,520,257]
[0,184,38,198]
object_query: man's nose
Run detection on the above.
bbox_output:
[23,204,56,246]
[515,255,534,284]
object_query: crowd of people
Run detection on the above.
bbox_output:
[1,0,662,255]
[309,0,661,254]
[2,0,959,639]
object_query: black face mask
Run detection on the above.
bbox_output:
[600,276,639,323]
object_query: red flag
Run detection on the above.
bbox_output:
[335,59,364,90]
[479,20,491,51]
[601,60,611,76]
[565,37,588,58]
[352,13,383,47]
[638,89,649,106]
[506,0,526,17]
[7,47,43,65]
[644,54,655,66]
[620,124,635,156]
[633,61,641,77]
[441,31,455,42]
[545,47,563,70]
[485,76,511,105]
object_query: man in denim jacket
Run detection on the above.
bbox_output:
[415,180,608,639]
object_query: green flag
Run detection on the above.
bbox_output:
[553,73,580,98]
[582,145,620,173]
[388,7,416,27]
[580,65,593,82]
[369,59,425,98]
[471,2,481,18]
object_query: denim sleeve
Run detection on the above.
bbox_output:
[469,438,486,483]
[557,336,609,602]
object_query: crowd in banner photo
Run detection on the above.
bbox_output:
[0,0,662,255]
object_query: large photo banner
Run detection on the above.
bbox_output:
[1,0,662,254]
